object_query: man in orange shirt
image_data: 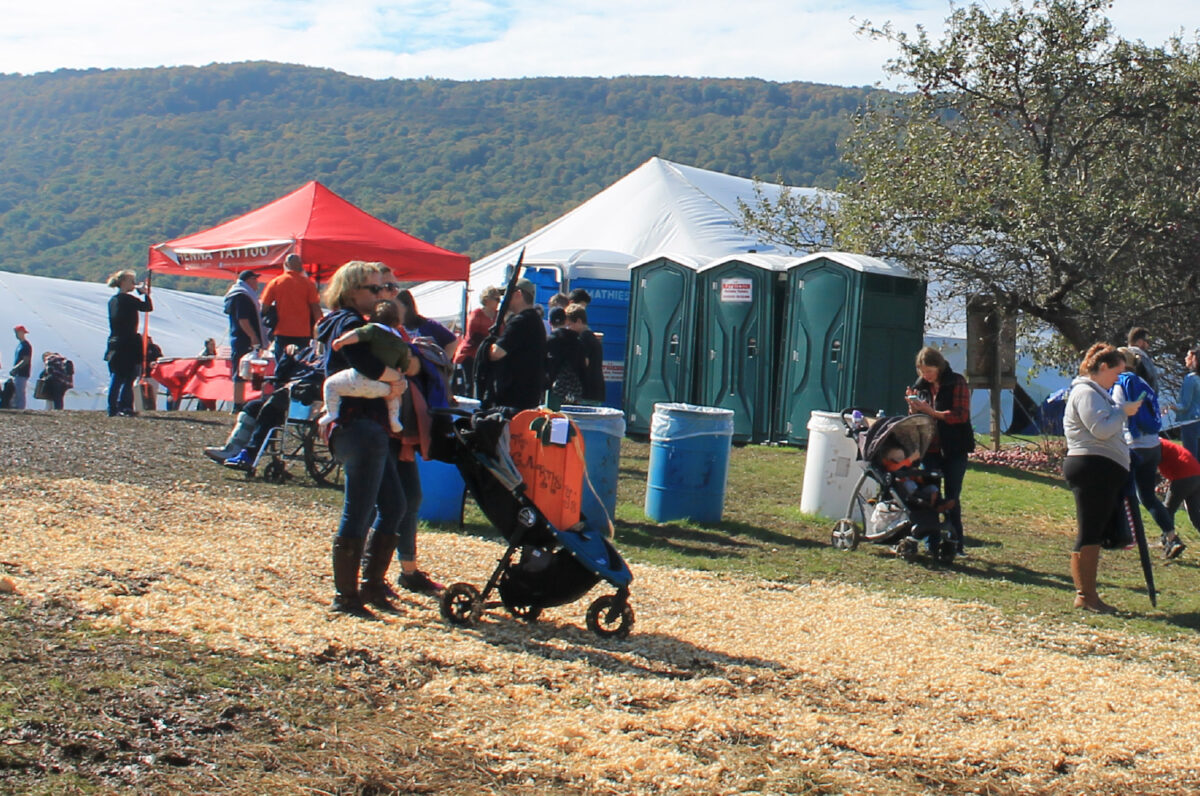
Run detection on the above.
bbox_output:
[260,253,322,367]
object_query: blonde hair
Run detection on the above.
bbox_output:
[106,269,135,289]
[322,261,379,310]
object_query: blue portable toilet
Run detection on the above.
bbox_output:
[561,254,637,408]
[505,249,637,410]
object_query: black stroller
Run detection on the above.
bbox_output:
[830,411,957,563]
[426,407,635,638]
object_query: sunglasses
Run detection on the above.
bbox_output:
[361,284,385,295]
[383,282,401,291]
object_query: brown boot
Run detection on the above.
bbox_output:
[1071,545,1117,614]
[331,536,374,618]
[359,530,401,613]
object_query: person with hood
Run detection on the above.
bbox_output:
[224,270,267,411]
[10,325,32,410]
[1111,347,1184,559]
[104,271,152,417]
[1062,343,1142,613]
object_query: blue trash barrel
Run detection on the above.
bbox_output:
[414,395,478,525]
[416,453,465,524]
[560,405,626,533]
[645,402,734,524]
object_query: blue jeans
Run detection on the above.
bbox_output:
[388,458,423,561]
[11,376,27,409]
[107,367,138,416]
[1182,421,1200,464]
[925,450,968,547]
[331,418,406,542]
[1131,445,1173,534]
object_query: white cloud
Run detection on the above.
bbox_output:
[0,0,1194,86]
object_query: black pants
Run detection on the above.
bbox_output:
[1063,455,1128,550]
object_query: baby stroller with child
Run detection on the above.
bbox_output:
[831,410,958,563]
[426,406,635,638]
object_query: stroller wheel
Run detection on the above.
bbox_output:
[895,537,920,563]
[440,583,483,627]
[505,602,543,623]
[831,519,859,551]
[586,595,634,639]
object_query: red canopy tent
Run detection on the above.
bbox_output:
[146,181,470,282]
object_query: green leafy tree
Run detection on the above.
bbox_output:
[743,0,1200,368]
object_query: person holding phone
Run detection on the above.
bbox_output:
[1112,347,1183,558]
[1062,343,1141,612]
[905,346,974,555]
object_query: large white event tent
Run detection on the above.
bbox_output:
[411,157,822,321]
[412,156,1069,431]
[0,270,227,410]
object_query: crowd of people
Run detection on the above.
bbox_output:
[10,259,1200,622]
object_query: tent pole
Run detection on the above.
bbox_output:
[140,270,153,411]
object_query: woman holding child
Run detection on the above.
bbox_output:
[317,261,439,618]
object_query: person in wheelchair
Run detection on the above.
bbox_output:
[223,341,326,471]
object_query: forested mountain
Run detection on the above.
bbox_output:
[0,63,876,291]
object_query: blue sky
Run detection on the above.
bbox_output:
[1,1,1194,87]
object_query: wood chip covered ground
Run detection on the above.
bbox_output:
[3,410,1200,794]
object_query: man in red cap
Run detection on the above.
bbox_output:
[10,326,32,410]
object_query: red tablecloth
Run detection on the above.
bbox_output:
[151,358,271,404]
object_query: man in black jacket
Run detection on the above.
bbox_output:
[483,278,547,411]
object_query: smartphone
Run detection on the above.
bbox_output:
[905,395,920,402]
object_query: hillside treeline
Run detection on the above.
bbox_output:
[0,63,876,290]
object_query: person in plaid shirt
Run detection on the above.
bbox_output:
[906,346,976,556]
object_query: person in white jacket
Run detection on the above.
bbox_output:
[1062,343,1142,613]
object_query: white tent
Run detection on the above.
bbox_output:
[0,270,227,410]
[412,157,822,320]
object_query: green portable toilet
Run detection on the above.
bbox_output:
[624,254,710,436]
[695,254,796,443]
[776,252,926,445]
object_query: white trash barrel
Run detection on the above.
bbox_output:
[799,410,863,520]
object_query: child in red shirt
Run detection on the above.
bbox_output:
[1158,438,1200,557]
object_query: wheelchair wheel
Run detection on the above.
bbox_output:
[302,426,343,488]
[262,458,290,484]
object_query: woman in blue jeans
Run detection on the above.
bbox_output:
[317,261,428,617]
[905,346,976,555]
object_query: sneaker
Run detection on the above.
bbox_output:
[223,449,255,472]
[397,570,444,595]
[1164,535,1186,560]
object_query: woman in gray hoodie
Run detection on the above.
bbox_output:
[1062,343,1142,613]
